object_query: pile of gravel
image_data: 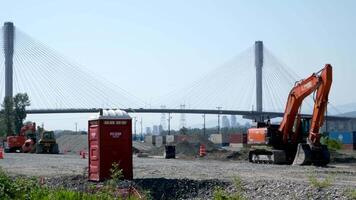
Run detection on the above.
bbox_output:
[239,179,352,200]
[39,175,354,200]
[56,135,88,154]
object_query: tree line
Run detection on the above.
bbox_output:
[0,93,30,137]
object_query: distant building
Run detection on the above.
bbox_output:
[222,115,230,128]
[158,125,163,135]
[230,115,238,128]
[145,127,152,135]
[152,125,159,135]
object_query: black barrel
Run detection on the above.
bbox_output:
[165,145,176,159]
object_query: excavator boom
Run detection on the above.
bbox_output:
[278,64,332,146]
[278,70,321,143]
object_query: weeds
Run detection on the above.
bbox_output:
[213,176,246,200]
[108,162,124,186]
[0,165,144,200]
[345,188,356,200]
[308,173,333,190]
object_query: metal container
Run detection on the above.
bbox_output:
[155,136,163,147]
[229,134,242,143]
[209,134,229,146]
[162,136,166,145]
[166,135,175,144]
[88,109,133,181]
[328,131,354,144]
[144,135,156,145]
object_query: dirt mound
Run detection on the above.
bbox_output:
[175,141,199,156]
[133,141,154,153]
[56,134,88,154]
[174,136,218,157]
[132,141,153,152]
[225,148,250,160]
[184,135,216,151]
[146,135,218,157]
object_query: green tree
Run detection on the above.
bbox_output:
[2,96,14,136]
[13,93,30,134]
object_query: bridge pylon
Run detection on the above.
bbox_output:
[3,22,14,99]
[255,41,263,114]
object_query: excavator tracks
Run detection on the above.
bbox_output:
[249,149,287,164]
[249,143,330,166]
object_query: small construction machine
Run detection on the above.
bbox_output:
[248,64,332,166]
[35,130,59,154]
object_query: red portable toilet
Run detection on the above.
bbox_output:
[88,109,133,181]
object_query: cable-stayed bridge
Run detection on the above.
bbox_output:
[0,22,350,122]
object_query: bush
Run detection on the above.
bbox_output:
[320,136,342,150]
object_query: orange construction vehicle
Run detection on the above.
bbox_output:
[247,64,332,165]
[4,122,36,153]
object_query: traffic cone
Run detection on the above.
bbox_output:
[199,144,206,157]
[0,148,4,159]
[40,177,45,185]
[81,151,86,159]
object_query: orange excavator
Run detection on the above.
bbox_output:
[4,122,36,153]
[247,64,332,165]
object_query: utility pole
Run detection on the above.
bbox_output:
[167,113,171,135]
[202,114,206,135]
[140,118,143,139]
[133,117,137,135]
[217,107,222,134]
[75,122,78,133]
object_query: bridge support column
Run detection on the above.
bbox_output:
[3,22,14,99]
[255,41,263,113]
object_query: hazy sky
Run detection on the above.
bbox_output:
[1,0,356,130]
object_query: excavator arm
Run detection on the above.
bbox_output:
[308,64,332,145]
[292,64,332,165]
[278,64,332,146]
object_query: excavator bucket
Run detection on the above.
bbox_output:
[293,143,312,165]
[311,145,330,166]
[293,143,330,166]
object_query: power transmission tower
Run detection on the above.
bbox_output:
[179,104,186,128]
[160,105,166,130]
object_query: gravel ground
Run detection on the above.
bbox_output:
[1,153,356,199]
